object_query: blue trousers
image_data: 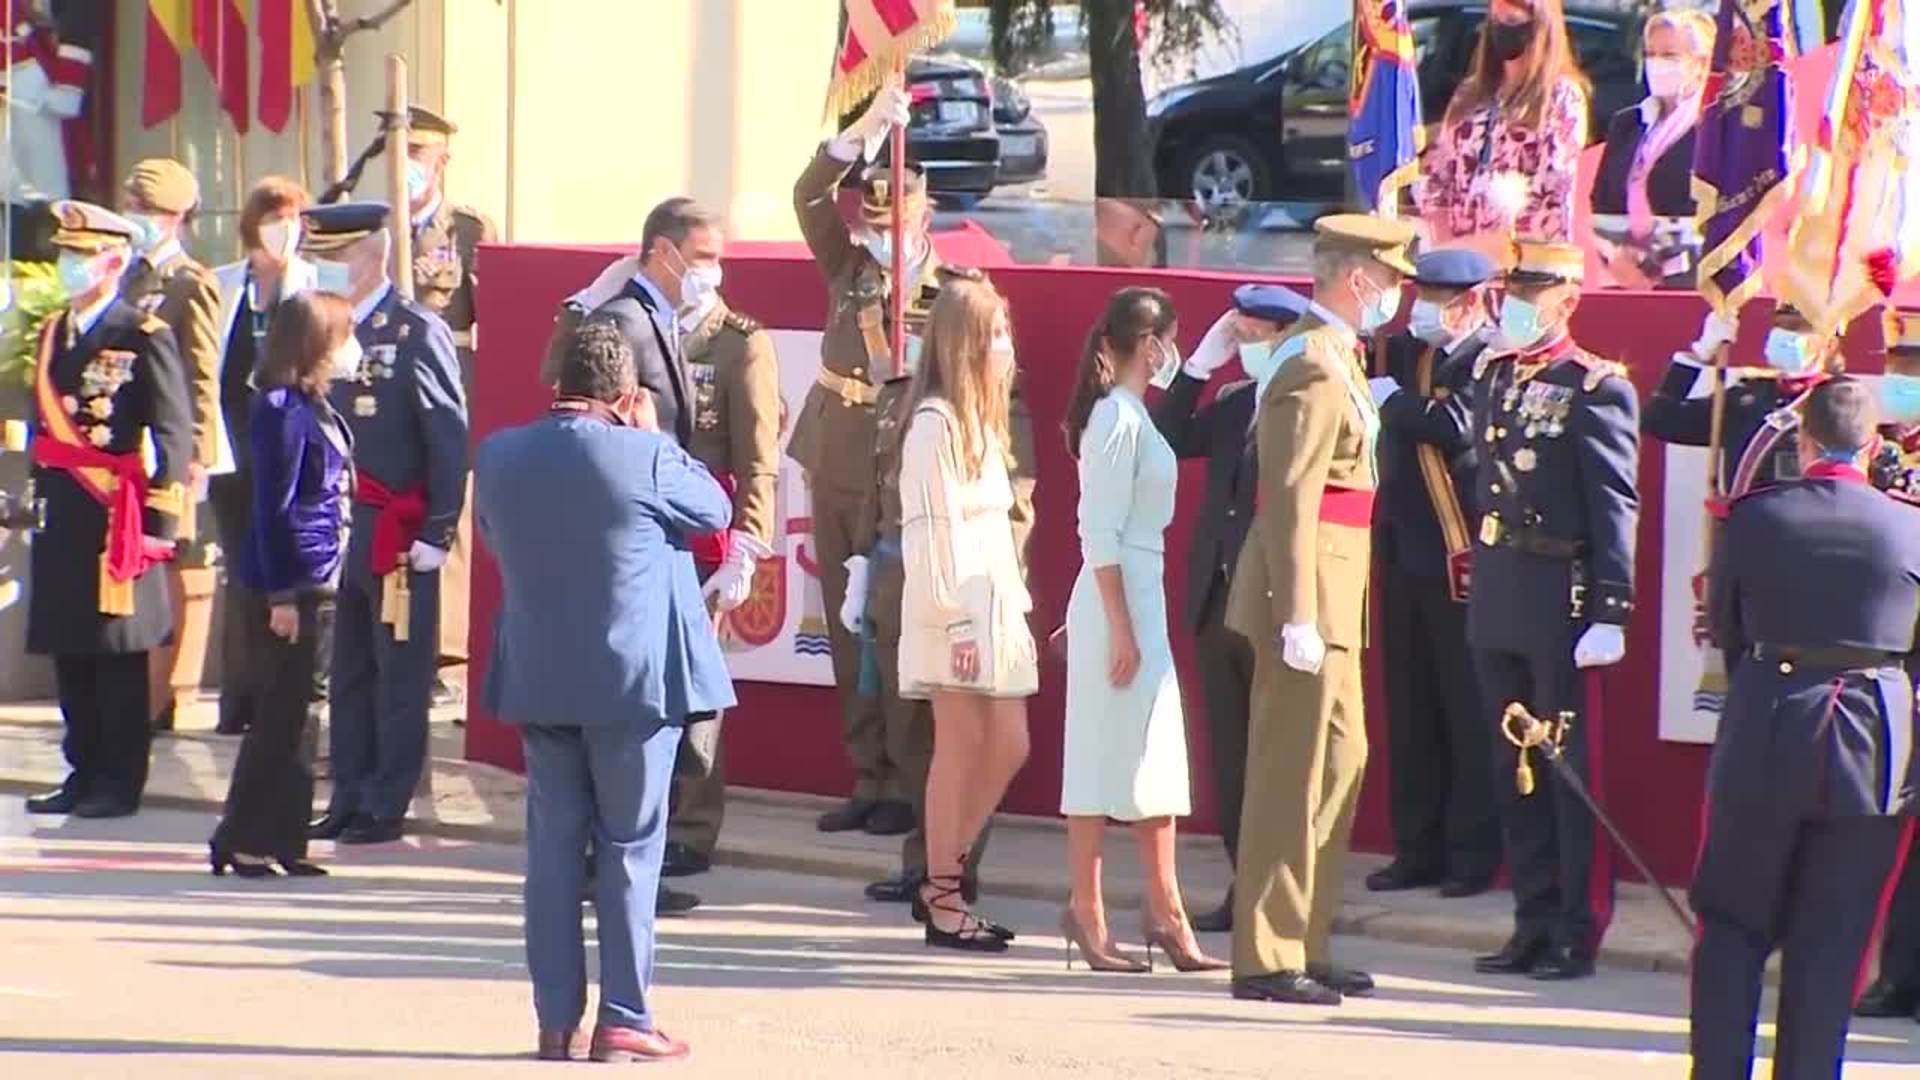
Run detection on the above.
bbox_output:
[522,720,681,1033]
[328,571,439,821]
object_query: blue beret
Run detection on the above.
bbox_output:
[301,201,391,252]
[1413,248,1496,289]
[1232,284,1309,324]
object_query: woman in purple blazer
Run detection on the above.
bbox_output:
[208,291,357,878]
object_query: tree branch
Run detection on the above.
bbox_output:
[343,0,416,40]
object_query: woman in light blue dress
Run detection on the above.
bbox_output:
[1059,288,1223,974]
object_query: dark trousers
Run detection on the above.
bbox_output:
[812,484,891,802]
[1690,815,1907,1080]
[1473,647,1614,952]
[1875,830,1920,993]
[54,652,152,806]
[213,594,333,860]
[328,570,439,822]
[1381,566,1499,878]
[209,473,262,731]
[666,710,725,857]
[1194,579,1254,868]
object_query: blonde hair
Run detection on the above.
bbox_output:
[1644,8,1715,60]
[909,277,1013,481]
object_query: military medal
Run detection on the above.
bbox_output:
[1514,447,1538,473]
[355,395,379,417]
[1479,513,1504,546]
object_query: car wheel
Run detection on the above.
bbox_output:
[1181,135,1270,213]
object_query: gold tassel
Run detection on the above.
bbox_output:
[1515,749,1535,796]
[97,553,134,616]
[381,570,411,642]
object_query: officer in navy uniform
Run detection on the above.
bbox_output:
[1367,249,1501,899]
[1693,377,1920,1077]
[21,201,193,819]
[1150,282,1307,932]
[1468,241,1639,982]
[299,203,469,847]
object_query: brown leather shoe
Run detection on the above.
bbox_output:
[535,1029,578,1061]
[589,1024,690,1063]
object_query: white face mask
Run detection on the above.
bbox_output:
[678,264,723,326]
[988,332,1016,382]
[313,259,352,295]
[258,217,300,263]
[328,335,365,381]
[1148,337,1183,389]
[1644,57,1691,100]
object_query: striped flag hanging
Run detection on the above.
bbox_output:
[1348,0,1424,215]
[825,0,957,120]
[192,0,251,134]
[142,0,192,127]
[257,0,316,133]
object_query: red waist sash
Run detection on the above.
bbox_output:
[31,438,165,585]
[354,473,426,575]
[692,473,736,572]
[1318,485,1376,528]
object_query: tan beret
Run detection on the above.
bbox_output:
[125,158,199,215]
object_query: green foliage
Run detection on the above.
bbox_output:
[987,0,1233,77]
[0,263,67,388]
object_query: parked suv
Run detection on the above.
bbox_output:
[1147,3,1643,210]
[844,56,1050,209]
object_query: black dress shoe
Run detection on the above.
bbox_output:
[1474,934,1551,975]
[71,795,137,819]
[307,811,364,841]
[151,700,176,734]
[1307,964,1375,997]
[1231,971,1342,1006]
[1438,873,1496,899]
[862,799,916,836]
[1365,861,1445,892]
[1529,944,1596,981]
[1191,898,1233,934]
[24,788,78,814]
[1856,977,1920,1018]
[661,842,711,878]
[339,817,405,845]
[865,871,919,903]
[657,885,701,916]
[213,712,251,735]
[816,797,877,833]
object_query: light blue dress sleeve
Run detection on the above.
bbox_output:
[1077,394,1138,569]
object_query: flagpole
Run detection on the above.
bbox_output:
[296,89,311,191]
[385,53,413,300]
[888,52,907,379]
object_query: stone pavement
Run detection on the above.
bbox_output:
[0,697,1698,975]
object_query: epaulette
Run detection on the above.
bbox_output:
[721,310,763,337]
[1571,350,1628,393]
[140,314,169,335]
[448,204,497,243]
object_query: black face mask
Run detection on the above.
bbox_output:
[1489,19,1535,62]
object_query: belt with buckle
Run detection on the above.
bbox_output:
[1479,513,1584,559]
[1749,644,1900,672]
[816,369,879,406]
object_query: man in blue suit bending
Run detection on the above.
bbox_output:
[475,320,734,1064]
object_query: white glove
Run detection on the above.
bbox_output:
[1573,623,1627,668]
[839,554,872,636]
[833,85,912,162]
[1368,376,1400,408]
[703,530,771,612]
[1183,311,1239,379]
[407,541,448,573]
[1690,309,1738,360]
[1280,622,1326,675]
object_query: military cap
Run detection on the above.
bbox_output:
[48,200,139,253]
[1885,308,1920,352]
[301,201,391,254]
[861,162,929,228]
[376,104,458,148]
[1233,283,1310,324]
[1413,247,1496,290]
[124,158,200,215]
[1506,239,1585,286]
[1312,213,1416,275]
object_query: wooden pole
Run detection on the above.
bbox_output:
[312,0,348,186]
[385,53,413,299]
[889,54,907,379]
[296,90,312,191]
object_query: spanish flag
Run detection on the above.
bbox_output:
[825,0,956,120]
[193,0,250,134]
[257,0,315,133]
[141,0,191,128]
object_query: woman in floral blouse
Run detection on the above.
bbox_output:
[1417,0,1591,259]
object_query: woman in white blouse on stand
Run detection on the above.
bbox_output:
[897,276,1039,954]
[1059,288,1225,974]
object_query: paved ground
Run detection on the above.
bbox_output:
[3,807,1917,1079]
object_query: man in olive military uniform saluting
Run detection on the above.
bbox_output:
[1468,240,1640,983]
[793,84,944,836]
[22,201,193,819]
[1226,214,1413,1007]
[118,158,222,734]
[301,202,469,847]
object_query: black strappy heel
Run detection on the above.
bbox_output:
[919,874,1009,953]
[910,873,1015,941]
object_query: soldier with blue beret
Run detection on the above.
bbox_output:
[1693,377,1920,1076]
[1366,247,1501,899]
[300,201,469,847]
[1231,283,1311,325]
[1468,239,1640,981]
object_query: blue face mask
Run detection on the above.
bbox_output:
[1764,328,1817,374]
[1354,273,1400,334]
[406,159,432,203]
[1498,296,1548,351]
[56,251,101,296]
[1239,340,1284,384]
[125,213,165,255]
[313,259,352,295]
[1880,373,1920,424]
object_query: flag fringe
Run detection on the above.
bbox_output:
[1693,170,1796,318]
[822,8,957,123]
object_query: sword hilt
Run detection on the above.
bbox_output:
[1500,703,1573,796]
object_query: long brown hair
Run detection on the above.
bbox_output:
[258,291,354,396]
[909,277,1013,481]
[1445,0,1591,130]
[1063,287,1176,459]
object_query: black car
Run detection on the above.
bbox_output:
[1147,3,1643,210]
[846,58,1049,209]
[991,75,1049,187]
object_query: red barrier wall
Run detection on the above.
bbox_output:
[464,244,1883,884]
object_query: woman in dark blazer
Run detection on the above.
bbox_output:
[1588,9,1714,289]
[208,291,357,878]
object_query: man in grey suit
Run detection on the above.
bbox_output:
[475,321,734,1064]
